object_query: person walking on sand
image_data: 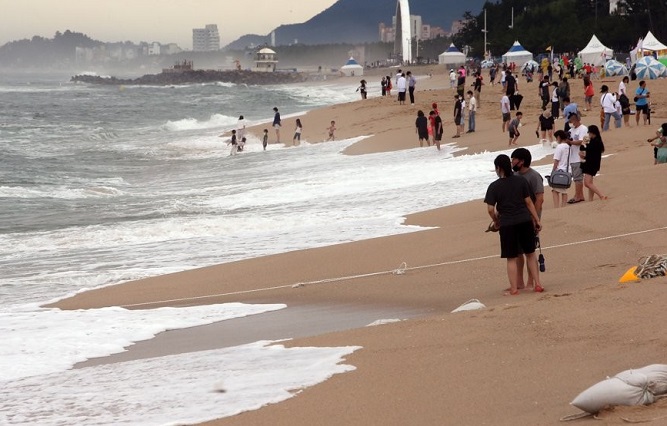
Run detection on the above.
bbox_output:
[431,110,443,150]
[467,90,477,133]
[580,125,608,201]
[566,113,587,204]
[415,110,429,147]
[536,110,554,143]
[511,147,545,291]
[453,95,463,138]
[386,76,392,96]
[551,130,571,208]
[272,107,281,143]
[600,85,621,131]
[293,118,303,145]
[583,77,594,111]
[505,70,518,110]
[356,79,367,100]
[397,73,407,105]
[449,69,456,89]
[326,120,336,141]
[508,111,522,146]
[635,80,650,126]
[539,75,550,111]
[501,94,511,133]
[407,71,416,105]
[472,72,483,105]
[619,76,632,128]
[484,154,543,296]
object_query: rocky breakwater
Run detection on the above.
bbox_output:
[71,69,308,86]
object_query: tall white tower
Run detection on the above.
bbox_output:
[394,0,412,63]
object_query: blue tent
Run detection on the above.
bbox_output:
[439,43,466,65]
[502,41,533,66]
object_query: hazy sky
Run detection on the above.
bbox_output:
[0,0,338,48]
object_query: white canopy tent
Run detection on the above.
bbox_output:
[578,35,613,66]
[340,57,363,77]
[502,41,533,66]
[438,43,466,66]
[631,31,667,63]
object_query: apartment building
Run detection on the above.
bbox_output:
[193,24,220,52]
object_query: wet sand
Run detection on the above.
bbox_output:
[75,303,429,368]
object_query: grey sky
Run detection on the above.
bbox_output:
[0,0,338,48]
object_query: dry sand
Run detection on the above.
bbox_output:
[52,65,667,425]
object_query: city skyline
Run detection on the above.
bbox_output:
[0,0,338,49]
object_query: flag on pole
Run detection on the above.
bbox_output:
[546,46,552,52]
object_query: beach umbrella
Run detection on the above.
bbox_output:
[635,56,666,80]
[604,60,628,76]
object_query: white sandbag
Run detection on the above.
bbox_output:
[629,364,667,396]
[571,375,654,413]
[451,299,486,313]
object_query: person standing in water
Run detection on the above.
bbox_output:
[326,120,336,141]
[272,107,281,143]
[293,118,303,145]
[262,128,269,151]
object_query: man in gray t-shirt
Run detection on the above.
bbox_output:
[510,148,545,292]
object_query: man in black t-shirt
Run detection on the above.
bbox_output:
[539,76,550,110]
[505,70,518,110]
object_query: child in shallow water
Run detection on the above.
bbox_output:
[293,119,303,145]
[326,120,336,141]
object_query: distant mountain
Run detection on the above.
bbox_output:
[224,0,486,49]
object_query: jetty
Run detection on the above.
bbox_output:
[71,60,307,86]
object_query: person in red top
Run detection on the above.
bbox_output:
[584,63,592,76]
[428,110,436,146]
[583,76,594,111]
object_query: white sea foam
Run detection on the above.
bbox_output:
[0,341,359,426]
[163,113,238,131]
[0,303,286,382]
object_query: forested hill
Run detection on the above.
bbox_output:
[454,0,667,58]
[225,0,486,49]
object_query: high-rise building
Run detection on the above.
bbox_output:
[192,24,220,52]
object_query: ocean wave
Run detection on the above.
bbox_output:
[0,184,125,199]
[163,114,238,132]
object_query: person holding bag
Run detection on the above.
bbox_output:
[550,130,572,208]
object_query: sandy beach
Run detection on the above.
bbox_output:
[52,64,667,425]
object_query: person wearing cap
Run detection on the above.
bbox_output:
[449,68,457,89]
[600,84,621,131]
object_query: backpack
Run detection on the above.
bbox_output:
[557,85,567,98]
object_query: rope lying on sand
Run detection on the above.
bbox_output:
[122,225,667,308]
[635,254,667,279]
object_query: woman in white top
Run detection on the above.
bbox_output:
[293,118,303,145]
[618,76,631,127]
[550,130,571,208]
[236,115,246,140]
[551,82,560,119]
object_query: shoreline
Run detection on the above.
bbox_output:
[49,65,667,425]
